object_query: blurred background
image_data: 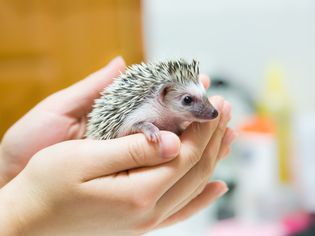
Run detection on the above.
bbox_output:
[0,0,314,235]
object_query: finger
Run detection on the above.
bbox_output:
[203,101,231,163]
[200,101,232,170]
[158,181,228,228]
[199,74,210,89]
[68,56,126,100]
[160,177,209,221]
[155,100,230,215]
[41,56,126,117]
[217,128,236,160]
[221,146,231,160]
[163,141,230,220]
[52,131,180,181]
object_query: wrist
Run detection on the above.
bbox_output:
[0,184,24,235]
[0,174,46,236]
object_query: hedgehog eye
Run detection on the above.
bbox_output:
[183,96,193,105]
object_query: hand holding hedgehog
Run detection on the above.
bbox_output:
[0,57,235,235]
[87,59,219,142]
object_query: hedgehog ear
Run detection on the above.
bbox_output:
[158,84,172,103]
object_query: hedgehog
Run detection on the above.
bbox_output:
[86,59,218,142]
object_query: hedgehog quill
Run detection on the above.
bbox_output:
[86,59,218,142]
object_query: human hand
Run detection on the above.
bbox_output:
[0,96,234,236]
[0,57,126,186]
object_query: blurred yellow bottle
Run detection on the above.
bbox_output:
[258,64,292,183]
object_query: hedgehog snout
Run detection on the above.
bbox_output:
[209,108,219,119]
[199,107,218,120]
[192,101,219,120]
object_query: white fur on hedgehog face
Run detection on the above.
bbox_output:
[116,80,216,137]
[160,81,213,122]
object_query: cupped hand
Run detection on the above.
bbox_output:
[0,57,126,186]
[0,96,234,236]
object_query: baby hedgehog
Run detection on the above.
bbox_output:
[86,59,218,142]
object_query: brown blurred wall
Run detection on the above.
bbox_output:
[0,0,143,138]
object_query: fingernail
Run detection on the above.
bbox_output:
[210,96,224,113]
[220,147,231,160]
[216,186,229,199]
[108,56,124,67]
[223,101,232,118]
[226,131,236,145]
[159,132,180,159]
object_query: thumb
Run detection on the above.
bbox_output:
[66,131,180,181]
[39,56,126,117]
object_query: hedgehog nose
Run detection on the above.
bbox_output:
[211,109,218,119]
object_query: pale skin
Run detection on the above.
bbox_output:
[0,57,235,235]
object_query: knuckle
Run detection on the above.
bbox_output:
[128,140,146,166]
[217,120,227,135]
[135,214,160,233]
[203,144,212,159]
[197,185,205,196]
[194,183,206,198]
[186,147,202,167]
[25,151,53,182]
[199,181,209,195]
[28,149,50,170]
[197,159,212,182]
[117,197,158,235]
[128,192,156,214]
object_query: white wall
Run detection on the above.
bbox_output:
[142,0,315,112]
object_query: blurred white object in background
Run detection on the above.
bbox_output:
[235,128,278,222]
[293,113,315,212]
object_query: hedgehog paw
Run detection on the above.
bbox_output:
[132,122,161,143]
[148,130,161,143]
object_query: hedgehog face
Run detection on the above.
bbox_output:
[159,82,218,122]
